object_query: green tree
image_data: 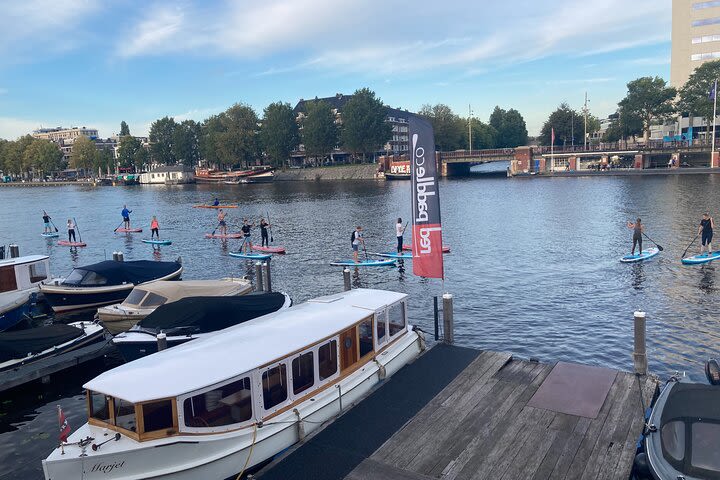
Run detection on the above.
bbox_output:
[260,101,300,167]
[489,106,505,134]
[172,120,201,166]
[677,60,720,133]
[70,136,97,173]
[120,121,130,136]
[149,116,177,165]
[200,114,226,167]
[489,106,528,147]
[24,139,63,176]
[117,136,142,169]
[618,76,676,143]
[301,100,338,161]
[95,148,114,174]
[461,119,497,150]
[602,107,644,143]
[340,88,392,161]
[134,145,149,171]
[418,104,464,151]
[216,103,260,168]
[539,103,581,146]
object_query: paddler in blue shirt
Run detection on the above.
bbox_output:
[213,198,220,207]
[121,205,132,229]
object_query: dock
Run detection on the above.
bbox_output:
[256,344,658,480]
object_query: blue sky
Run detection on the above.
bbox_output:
[0,0,672,139]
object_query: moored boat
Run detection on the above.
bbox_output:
[39,259,183,314]
[42,288,425,480]
[97,278,253,335]
[240,171,274,183]
[0,254,52,331]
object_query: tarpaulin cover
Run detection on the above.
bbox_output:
[0,324,82,362]
[137,292,288,334]
[63,260,181,287]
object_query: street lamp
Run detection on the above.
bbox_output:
[468,104,473,151]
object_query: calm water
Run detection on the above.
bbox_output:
[2,175,720,478]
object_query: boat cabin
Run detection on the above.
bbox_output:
[0,255,50,294]
[83,289,410,441]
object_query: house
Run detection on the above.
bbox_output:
[139,165,195,185]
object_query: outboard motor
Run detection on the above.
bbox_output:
[706,358,720,385]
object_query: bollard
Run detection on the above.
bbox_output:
[433,296,439,341]
[255,262,264,292]
[343,268,351,291]
[442,293,454,345]
[156,333,167,351]
[117,252,124,262]
[9,244,19,258]
[263,262,272,292]
[633,311,647,375]
[112,251,119,262]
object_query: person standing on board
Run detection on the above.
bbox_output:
[699,213,715,255]
[259,217,270,247]
[121,205,132,230]
[626,218,643,255]
[218,209,227,236]
[42,210,52,233]
[351,226,364,263]
[67,219,76,243]
[150,216,160,240]
[396,217,405,254]
[213,198,220,207]
[241,219,254,252]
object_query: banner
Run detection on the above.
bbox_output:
[409,115,444,279]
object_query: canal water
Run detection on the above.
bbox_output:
[2,175,720,479]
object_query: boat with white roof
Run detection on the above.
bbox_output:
[0,252,51,331]
[42,288,425,480]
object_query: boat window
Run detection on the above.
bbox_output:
[376,312,387,346]
[81,271,108,286]
[29,262,48,283]
[89,391,112,423]
[183,377,252,428]
[292,352,314,395]
[140,292,167,308]
[359,318,374,358]
[262,364,288,410]
[661,420,685,462]
[388,302,406,337]
[114,398,137,432]
[64,269,87,285]
[691,422,720,472]
[0,266,17,293]
[141,400,174,433]
[124,289,147,305]
[318,340,338,380]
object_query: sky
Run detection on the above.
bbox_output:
[0,0,672,140]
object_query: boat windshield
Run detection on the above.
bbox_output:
[124,289,148,306]
[63,269,87,285]
[139,292,167,308]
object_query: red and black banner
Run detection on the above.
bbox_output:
[409,115,444,279]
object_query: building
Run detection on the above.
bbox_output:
[32,127,98,142]
[671,0,720,89]
[139,165,195,184]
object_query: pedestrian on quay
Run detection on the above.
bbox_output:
[626,218,644,255]
[67,219,76,242]
[699,212,715,255]
[351,226,364,263]
[396,218,405,254]
[218,209,227,236]
[259,217,270,247]
[150,216,160,240]
[121,204,132,229]
[241,218,254,252]
[42,210,52,233]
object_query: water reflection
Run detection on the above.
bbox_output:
[631,263,645,291]
[698,265,716,294]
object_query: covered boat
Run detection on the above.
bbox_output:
[0,254,51,331]
[42,289,425,480]
[112,292,291,361]
[97,278,252,335]
[39,259,183,314]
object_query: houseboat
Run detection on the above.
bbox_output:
[42,288,425,480]
[0,254,51,331]
[139,166,195,185]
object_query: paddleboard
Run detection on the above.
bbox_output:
[193,205,238,209]
[116,228,143,233]
[142,239,172,246]
[57,241,87,247]
[403,244,451,253]
[620,247,659,263]
[682,251,720,265]
[205,233,244,239]
[251,245,286,254]
[41,232,59,238]
[330,259,397,267]
[229,251,272,260]
[374,252,413,260]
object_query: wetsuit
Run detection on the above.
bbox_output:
[260,220,269,247]
[632,224,642,255]
[701,218,713,246]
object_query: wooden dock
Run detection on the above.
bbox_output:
[256,345,658,480]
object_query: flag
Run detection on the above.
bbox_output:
[409,115,444,279]
[58,405,70,443]
[710,79,717,100]
[551,127,555,145]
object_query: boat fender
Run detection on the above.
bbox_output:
[706,359,720,385]
[293,409,305,440]
[632,452,650,477]
[374,359,387,380]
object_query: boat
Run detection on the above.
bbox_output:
[42,288,424,480]
[403,244,451,253]
[330,258,397,267]
[240,171,274,183]
[97,279,253,335]
[681,251,720,265]
[112,292,292,361]
[384,172,411,180]
[0,254,52,331]
[634,360,720,480]
[620,247,660,263]
[39,259,183,314]
[251,245,286,254]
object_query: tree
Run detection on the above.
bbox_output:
[95,148,114,174]
[216,103,260,168]
[677,60,720,133]
[172,120,201,166]
[117,136,142,169]
[149,116,177,165]
[23,139,63,176]
[461,119,497,150]
[418,104,464,151]
[618,76,676,143]
[489,106,528,147]
[134,146,149,171]
[260,101,300,167]
[200,114,226,167]
[301,100,338,161]
[539,103,581,146]
[70,136,97,173]
[601,107,644,143]
[120,121,130,136]
[340,88,392,161]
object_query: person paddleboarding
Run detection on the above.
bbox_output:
[241,218,254,252]
[351,226,365,263]
[699,212,715,255]
[396,217,406,254]
[121,205,132,229]
[67,219,77,242]
[259,217,270,247]
[213,198,220,207]
[150,216,160,239]
[42,210,52,233]
[627,218,644,255]
[217,209,227,236]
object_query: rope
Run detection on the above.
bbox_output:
[235,422,258,480]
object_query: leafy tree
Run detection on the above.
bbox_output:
[200,114,226,167]
[340,88,392,161]
[172,120,201,166]
[117,136,142,169]
[418,104,464,151]
[70,136,97,173]
[216,103,260,168]
[601,108,644,143]
[677,60,720,132]
[618,76,676,143]
[489,106,505,134]
[149,116,177,165]
[489,106,528,147]
[23,139,63,175]
[539,103,581,146]
[134,145,149,171]
[120,121,130,136]
[301,100,338,161]
[260,101,300,167]
[95,148,114,175]
[459,118,497,149]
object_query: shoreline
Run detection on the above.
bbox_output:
[512,167,720,178]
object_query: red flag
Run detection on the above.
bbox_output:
[551,127,555,145]
[58,405,71,443]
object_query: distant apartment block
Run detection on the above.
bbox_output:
[671,0,720,88]
[32,126,98,142]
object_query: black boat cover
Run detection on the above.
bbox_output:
[63,260,181,287]
[0,324,82,362]
[137,293,288,335]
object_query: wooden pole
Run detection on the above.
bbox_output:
[633,311,647,375]
[255,262,264,292]
[433,296,439,341]
[442,293,454,345]
[343,268,351,291]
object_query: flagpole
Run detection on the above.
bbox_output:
[713,78,718,168]
[551,128,554,172]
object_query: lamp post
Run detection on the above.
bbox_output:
[583,92,589,150]
[468,104,473,152]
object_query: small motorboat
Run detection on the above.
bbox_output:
[240,171,274,183]
[39,259,183,314]
[97,278,253,335]
[0,254,52,331]
[112,292,292,361]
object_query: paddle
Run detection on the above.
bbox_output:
[74,217,83,243]
[238,236,247,254]
[267,210,274,243]
[49,218,59,233]
[682,233,699,259]
[362,238,369,262]
[211,221,222,236]
[642,233,664,252]
[402,221,409,234]
[113,221,124,232]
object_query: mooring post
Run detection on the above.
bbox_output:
[156,332,167,351]
[442,293,454,344]
[343,268,351,291]
[263,262,272,292]
[433,296,440,341]
[255,262,264,292]
[117,251,124,262]
[9,244,19,258]
[112,251,118,262]
[633,311,647,375]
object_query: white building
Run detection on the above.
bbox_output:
[139,165,195,185]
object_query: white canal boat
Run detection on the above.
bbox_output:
[0,254,51,331]
[42,288,425,480]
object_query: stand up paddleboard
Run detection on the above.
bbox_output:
[57,241,87,247]
[229,251,272,260]
[374,252,413,260]
[116,228,143,233]
[682,251,720,265]
[142,239,172,246]
[330,259,397,267]
[403,244,451,253]
[205,233,244,239]
[193,205,238,209]
[620,247,659,263]
[41,232,59,238]
[251,245,286,254]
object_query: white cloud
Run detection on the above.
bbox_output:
[0,117,43,140]
[0,88,7,95]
